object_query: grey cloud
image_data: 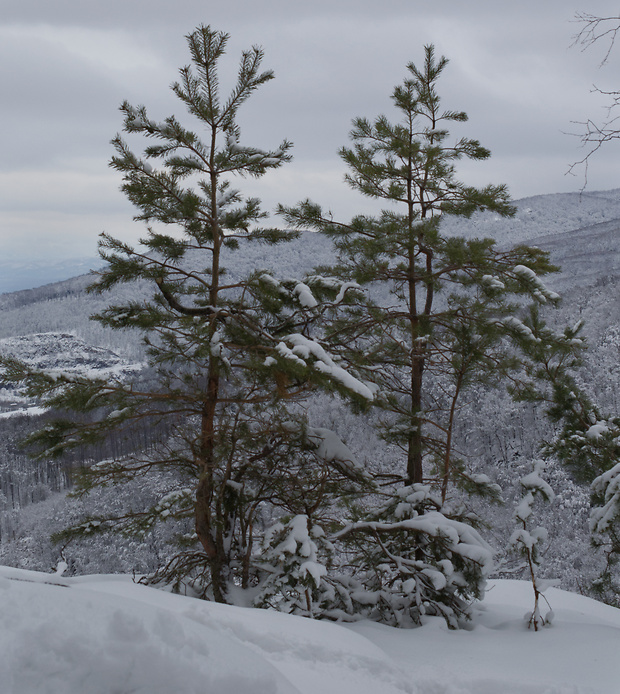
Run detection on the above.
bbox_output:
[2,1,620,264]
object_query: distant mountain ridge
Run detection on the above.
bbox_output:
[0,257,104,295]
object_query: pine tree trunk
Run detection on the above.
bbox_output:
[195,165,229,602]
[195,302,227,603]
[195,367,229,603]
[407,221,425,486]
[408,357,424,485]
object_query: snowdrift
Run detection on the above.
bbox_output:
[1,565,618,693]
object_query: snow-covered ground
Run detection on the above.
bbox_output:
[1,565,617,694]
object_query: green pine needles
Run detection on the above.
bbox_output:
[2,32,611,625]
[280,45,560,494]
[3,26,373,604]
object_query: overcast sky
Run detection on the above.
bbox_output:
[2,0,620,263]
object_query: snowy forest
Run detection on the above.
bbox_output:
[2,21,620,694]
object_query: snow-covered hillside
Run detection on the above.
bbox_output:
[0,332,141,376]
[2,188,619,300]
[3,188,620,346]
[0,565,617,694]
[441,188,620,246]
[0,332,143,417]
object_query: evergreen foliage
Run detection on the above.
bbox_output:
[3,31,619,627]
[0,25,371,604]
[279,45,573,622]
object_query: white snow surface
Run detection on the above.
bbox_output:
[284,333,376,400]
[0,566,618,694]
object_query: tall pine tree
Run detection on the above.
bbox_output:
[280,44,558,497]
[279,45,563,624]
[1,26,371,602]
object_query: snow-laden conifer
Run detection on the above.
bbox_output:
[332,485,494,628]
[0,26,372,604]
[279,45,562,623]
[510,308,620,603]
[253,514,335,617]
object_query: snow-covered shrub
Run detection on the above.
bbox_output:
[590,463,620,603]
[253,515,334,617]
[332,485,494,628]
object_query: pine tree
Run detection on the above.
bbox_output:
[280,45,558,495]
[0,26,372,602]
[279,45,567,623]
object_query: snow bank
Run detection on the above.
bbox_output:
[0,569,298,694]
[0,565,410,694]
[1,566,619,694]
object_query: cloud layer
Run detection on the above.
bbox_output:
[2,1,619,263]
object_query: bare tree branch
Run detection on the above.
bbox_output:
[572,13,620,66]
[568,13,620,187]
